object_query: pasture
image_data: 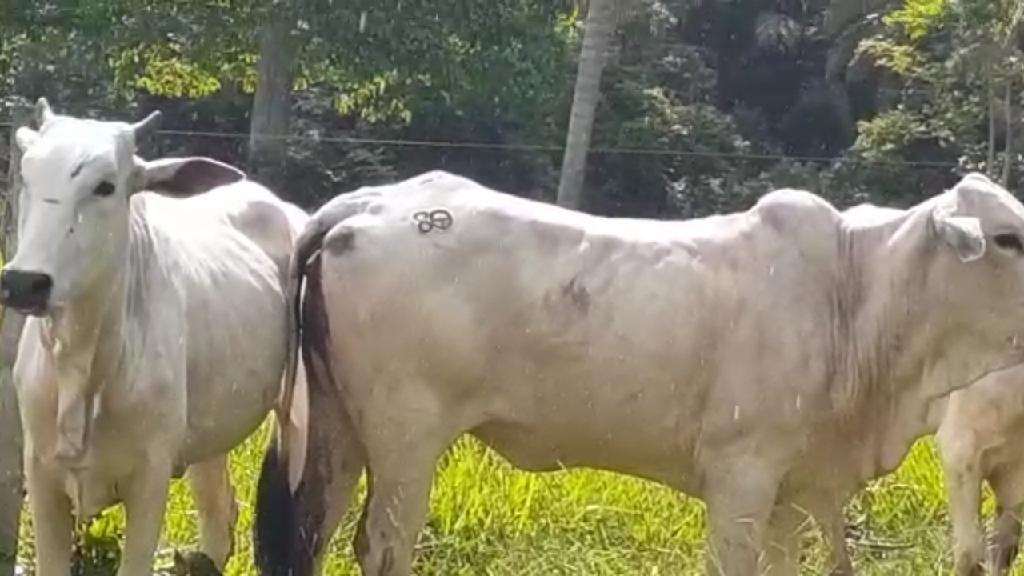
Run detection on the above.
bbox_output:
[14,422,1013,575]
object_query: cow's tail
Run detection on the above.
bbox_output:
[254,201,357,575]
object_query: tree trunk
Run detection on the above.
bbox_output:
[557,0,616,210]
[989,73,998,177]
[0,105,30,576]
[1004,77,1014,188]
[248,0,299,192]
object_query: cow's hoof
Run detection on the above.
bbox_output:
[953,555,984,576]
[991,542,1020,575]
[171,550,222,576]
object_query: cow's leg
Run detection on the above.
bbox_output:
[940,435,985,576]
[256,388,366,576]
[806,498,853,576]
[25,457,72,576]
[764,500,806,576]
[703,457,782,576]
[186,454,237,569]
[117,461,172,576]
[353,397,454,576]
[298,397,366,575]
[987,464,1024,575]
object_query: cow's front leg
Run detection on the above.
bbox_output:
[764,500,806,576]
[798,491,854,576]
[26,456,73,576]
[703,455,782,576]
[939,437,985,576]
[117,459,172,576]
[988,464,1024,576]
[187,454,237,569]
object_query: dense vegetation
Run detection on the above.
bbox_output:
[3,0,1020,215]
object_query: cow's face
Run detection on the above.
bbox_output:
[0,98,244,316]
[929,173,1024,366]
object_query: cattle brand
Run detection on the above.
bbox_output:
[412,208,454,234]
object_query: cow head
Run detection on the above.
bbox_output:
[923,172,1024,380]
[0,98,245,316]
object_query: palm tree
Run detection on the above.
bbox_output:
[557,0,617,210]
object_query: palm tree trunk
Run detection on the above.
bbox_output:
[989,71,998,177]
[249,0,299,191]
[1004,77,1014,188]
[557,0,616,210]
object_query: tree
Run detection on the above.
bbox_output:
[249,0,300,190]
[558,0,617,210]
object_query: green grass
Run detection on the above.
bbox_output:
[13,425,1022,575]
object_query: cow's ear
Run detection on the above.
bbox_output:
[932,200,986,262]
[134,157,246,197]
[15,127,39,151]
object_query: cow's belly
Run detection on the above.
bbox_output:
[178,283,286,465]
[471,397,700,492]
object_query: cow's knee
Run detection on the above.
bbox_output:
[187,455,237,569]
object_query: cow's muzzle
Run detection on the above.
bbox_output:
[0,268,53,316]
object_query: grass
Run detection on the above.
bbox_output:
[12,423,1021,575]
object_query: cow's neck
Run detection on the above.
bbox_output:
[841,201,1022,476]
[43,231,130,464]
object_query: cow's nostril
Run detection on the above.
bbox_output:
[30,275,52,296]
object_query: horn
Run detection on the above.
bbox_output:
[34,97,54,128]
[131,110,163,142]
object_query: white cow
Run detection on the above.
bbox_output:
[1,98,307,576]
[829,205,1024,576]
[253,170,1024,576]
[931,364,1024,575]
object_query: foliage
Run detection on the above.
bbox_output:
[70,510,121,576]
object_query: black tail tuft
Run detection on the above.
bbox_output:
[253,433,295,576]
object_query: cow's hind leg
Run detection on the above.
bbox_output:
[271,390,366,576]
[987,464,1024,575]
[186,454,238,570]
[353,392,456,576]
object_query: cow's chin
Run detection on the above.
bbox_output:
[0,294,51,318]
[8,301,50,318]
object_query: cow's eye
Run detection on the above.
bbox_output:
[994,233,1024,254]
[93,182,115,197]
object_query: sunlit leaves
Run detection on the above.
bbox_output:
[883,0,949,41]
[130,46,221,99]
[858,38,924,76]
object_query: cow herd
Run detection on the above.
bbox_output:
[4,99,1024,576]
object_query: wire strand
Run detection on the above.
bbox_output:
[0,121,962,168]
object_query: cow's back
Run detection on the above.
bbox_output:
[314,172,846,492]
